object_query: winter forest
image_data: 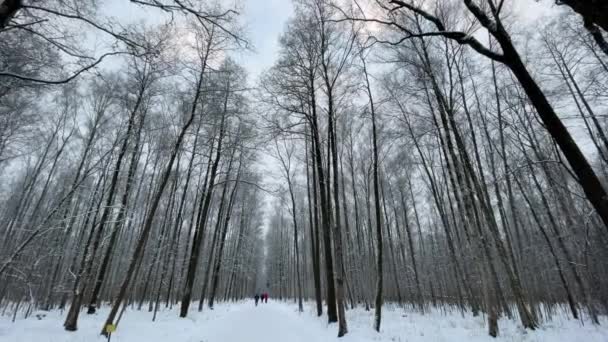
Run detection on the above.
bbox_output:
[1,0,608,341]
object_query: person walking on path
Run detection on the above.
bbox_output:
[254,294,260,306]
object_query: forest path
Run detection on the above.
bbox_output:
[198,301,322,342]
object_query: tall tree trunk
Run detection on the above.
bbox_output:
[180,66,229,318]
[361,55,382,332]
[306,131,323,316]
[208,151,243,309]
[326,77,348,337]
[309,88,337,323]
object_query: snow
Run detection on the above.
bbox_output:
[0,301,606,342]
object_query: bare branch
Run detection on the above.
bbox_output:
[0,51,130,84]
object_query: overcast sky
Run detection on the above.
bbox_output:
[239,0,293,81]
[100,0,559,82]
[102,0,293,83]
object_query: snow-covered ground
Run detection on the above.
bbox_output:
[0,301,606,342]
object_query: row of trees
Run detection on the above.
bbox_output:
[0,0,267,335]
[261,0,608,338]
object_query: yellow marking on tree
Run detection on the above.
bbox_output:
[105,324,116,334]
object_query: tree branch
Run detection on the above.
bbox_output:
[129,0,248,47]
[22,4,143,49]
[387,0,505,62]
[0,51,129,84]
